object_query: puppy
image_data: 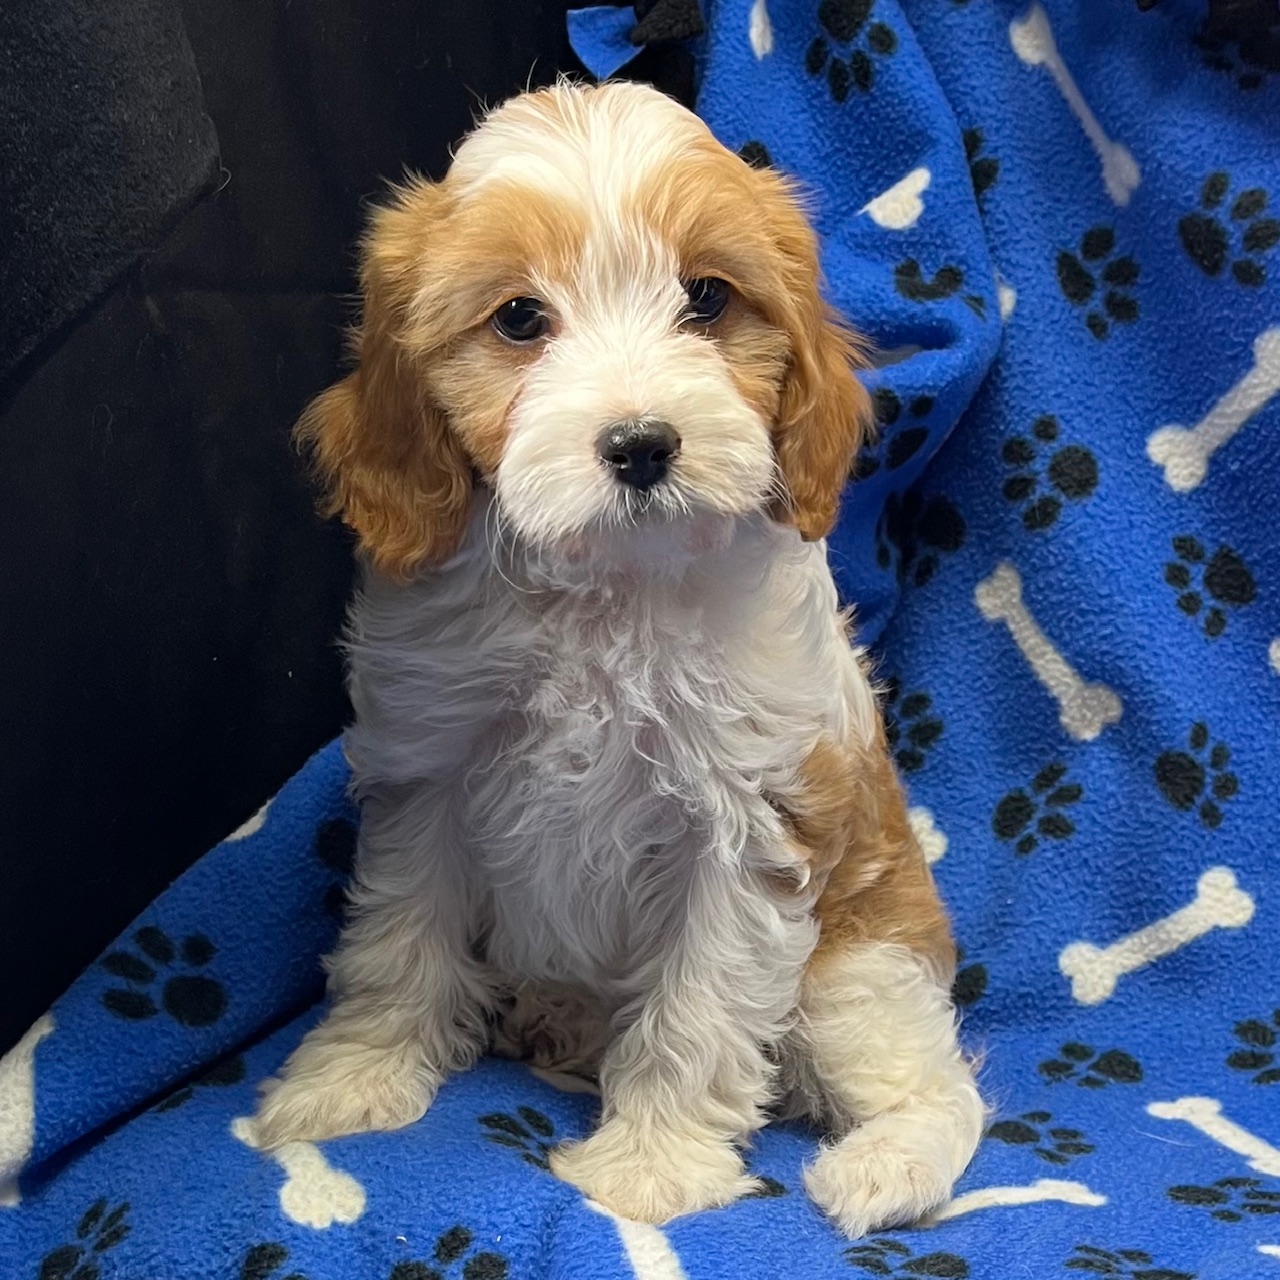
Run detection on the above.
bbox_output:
[253,79,982,1236]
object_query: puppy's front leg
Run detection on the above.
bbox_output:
[253,786,490,1148]
[550,849,811,1222]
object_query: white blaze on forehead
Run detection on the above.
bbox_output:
[549,229,685,334]
[449,82,711,213]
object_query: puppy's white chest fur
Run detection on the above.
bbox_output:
[470,600,699,986]
[475,536,819,986]
[344,500,877,992]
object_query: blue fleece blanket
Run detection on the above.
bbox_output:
[3,1,1279,1277]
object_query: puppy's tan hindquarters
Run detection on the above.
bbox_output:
[778,735,983,1235]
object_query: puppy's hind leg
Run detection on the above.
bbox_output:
[788,741,982,1238]
[800,939,983,1237]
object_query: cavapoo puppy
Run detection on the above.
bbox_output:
[253,79,982,1236]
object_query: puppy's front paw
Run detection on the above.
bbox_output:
[252,1034,439,1149]
[804,1109,962,1238]
[549,1118,757,1222]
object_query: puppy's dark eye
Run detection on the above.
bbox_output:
[683,277,730,325]
[492,297,549,342]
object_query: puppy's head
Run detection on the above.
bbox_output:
[300,80,872,579]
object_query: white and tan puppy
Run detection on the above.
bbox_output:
[252,79,981,1237]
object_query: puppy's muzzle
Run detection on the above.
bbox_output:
[596,419,681,491]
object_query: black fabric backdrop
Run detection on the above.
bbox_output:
[0,0,690,1053]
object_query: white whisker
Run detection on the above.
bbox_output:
[485,495,535,596]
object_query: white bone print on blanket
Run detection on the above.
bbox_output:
[1009,4,1140,205]
[997,273,1017,321]
[748,0,772,59]
[861,168,931,231]
[975,562,1122,741]
[1059,866,1254,1005]
[0,1014,55,1207]
[924,1177,1105,1225]
[225,798,272,842]
[908,807,947,864]
[1147,1097,1280,1178]
[1147,326,1280,493]
[587,1201,688,1280]
[231,1116,366,1228]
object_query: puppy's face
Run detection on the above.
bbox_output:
[301,81,872,578]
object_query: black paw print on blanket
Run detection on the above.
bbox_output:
[1180,172,1280,285]
[480,1106,557,1169]
[1164,537,1256,638]
[993,762,1082,855]
[39,1199,131,1280]
[882,679,943,773]
[895,260,961,302]
[1057,227,1139,339]
[1002,416,1098,531]
[1193,9,1280,92]
[1064,1243,1192,1279]
[805,0,897,100]
[241,1243,306,1280]
[873,389,935,472]
[1168,1175,1280,1222]
[101,926,227,1027]
[391,1226,508,1280]
[894,261,987,317]
[1155,722,1238,829]
[951,947,987,1009]
[154,1054,246,1112]
[1039,1042,1142,1088]
[963,128,999,203]
[1227,1009,1280,1084]
[745,1175,789,1199]
[875,486,966,588]
[987,1110,1094,1166]
[847,1238,969,1276]
[628,0,705,44]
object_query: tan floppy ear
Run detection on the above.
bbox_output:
[295,181,472,580]
[761,174,875,542]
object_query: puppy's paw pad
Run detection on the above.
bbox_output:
[550,1123,755,1223]
[805,1126,956,1238]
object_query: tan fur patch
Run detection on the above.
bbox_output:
[295,173,590,576]
[772,734,956,983]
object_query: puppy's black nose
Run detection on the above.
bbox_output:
[596,420,681,490]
